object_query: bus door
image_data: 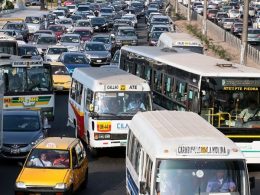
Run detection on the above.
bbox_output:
[83,88,94,142]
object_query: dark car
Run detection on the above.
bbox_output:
[18,45,42,60]
[91,34,115,52]
[83,42,111,66]
[2,21,29,41]
[230,22,243,36]
[72,27,93,42]
[0,110,50,159]
[58,52,91,74]
[35,34,57,54]
[148,31,163,46]
[90,17,109,32]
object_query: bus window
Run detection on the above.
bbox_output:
[70,79,76,100]
[85,89,93,110]
[136,64,142,77]
[175,80,187,104]
[144,154,153,192]
[75,82,83,105]
[163,75,174,99]
[187,88,199,112]
[154,70,162,93]
[145,66,152,85]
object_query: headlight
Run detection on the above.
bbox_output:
[16,182,27,189]
[31,135,44,146]
[54,183,67,189]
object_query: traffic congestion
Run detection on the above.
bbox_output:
[0,0,260,194]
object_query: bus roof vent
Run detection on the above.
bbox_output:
[0,54,11,59]
[216,63,233,68]
[161,47,178,53]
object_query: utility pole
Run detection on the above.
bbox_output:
[240,0,249,65]
[175,0,178,15]
[187,0,191,22]
[202,0,207,35]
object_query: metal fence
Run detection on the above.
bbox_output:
[174,1,260,65]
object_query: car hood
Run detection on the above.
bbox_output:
[116,36,137,40]
[53,75,71,83]
[46,54,60,61]
[3,130,42,145]
[36,44,55,50]
[17,168,70,186]
[60,42,80,47]
[84,51,109,57]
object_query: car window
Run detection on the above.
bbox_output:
[61,36,80,43]
[64,54,88,64]
[18,46,39,56]
[48,47,68,54]
[85,44,106,51]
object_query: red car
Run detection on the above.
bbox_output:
[48,25,66,40]
[63,0,74,6]
[72,27,93,42]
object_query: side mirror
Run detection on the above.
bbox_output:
[140,181,147,194]
[250,177,255,189]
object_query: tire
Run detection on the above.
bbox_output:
[81,168,88,189]
[89,145,98,157]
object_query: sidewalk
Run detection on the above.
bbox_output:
[169,1,259,68]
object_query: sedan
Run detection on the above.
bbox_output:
[34,34,57,54]
[90,17,109,32]
[48,24,66,40]
[248,28,260,45]
[59,34,81,52]
[0,110,50,159]
[83,42,111,66]
[91,34,115,52]
[58,52,91,74]
[44,45,68,62]
[18,44,42,60]
[72,27,93,42]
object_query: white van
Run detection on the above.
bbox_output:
[157,32,204,54]
[126,111,250,195]
[68,67,152,155]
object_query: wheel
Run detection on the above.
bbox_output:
[81,168,88,189]
[89,145,98,157]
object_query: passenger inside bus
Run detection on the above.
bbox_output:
[126,94,146,111]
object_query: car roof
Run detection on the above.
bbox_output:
[92,34,109,37]
[39,34,56,37]
[86,41,105,45]
[62,33,80,37]
[3,109,39,116]
[36,137,78,150]
[152,15,169,18]
[118,26,135,30]
[63,51,85,55]
[47,45,67,48]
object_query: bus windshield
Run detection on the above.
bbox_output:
[200,77,260,128]
[156,159,247,195]
[0,41,18,55]
[94,92,152,116]
[3,66,52,93]
[173,45,204,54]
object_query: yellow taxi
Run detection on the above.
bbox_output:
[51,62,71,91]
[15,137,88,195]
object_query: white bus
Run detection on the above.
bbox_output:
[0,54,54,119]
[120,46,260,165]
[126,111,250,195]
[68,67,152,155]
[157,32,204,54]
[0,33,18,55]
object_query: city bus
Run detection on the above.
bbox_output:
[157,32,204,54]
[68,67,152,155]
[126,111,250,195]
[0,33,18,55]
[120,46,260,165]
[0,54,54,119]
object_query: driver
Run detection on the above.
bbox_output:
[239,99,260,123]
[127,94,146,111]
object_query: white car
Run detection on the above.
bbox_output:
[227,9,240,18]
[122,14,138,28]
[253,18,260,29]
[44,45,68,62]
[57,18,74,32]
[67,4,77,14]
[194,5,204,14]
[53,10,66,19]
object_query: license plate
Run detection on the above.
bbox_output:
[96,60,102,62]
[120,141,127,146]
[10,149,20,154]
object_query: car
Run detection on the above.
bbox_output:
[57,18,74,32]
[227,9,240,18]
[34,34,57,54]
[75,19,92,28]
[215,12,228,24]
[90,17,109,32]
[72,27,93,42]
[145,7,159,23]
[0,29,23,40]
[50,62,72,91]
[148,31,163,46]
[46,13,58,26]
[18,44,42,60]
[83,42,111,66]
[99,7,115,18]
[44,45,68,62]
[122,13,138,28]
[91,34,115,52]
[2,21,29,42]
[207,9,218,21]
[194,5,204,14]
[58,52,91,74]
[219,18,240,30]
[69,14,83,23]
[231,22,243,36]
[114,26,138,48]
[14,137,88,194]
[149,24,173,34]
[67,4,77,14]
[52,10,66,19]
[248,28,260,45]
[0,110,50,159]
[131,1,145,18]
[48,24,67,40]
[25,16,43,35]
[59,33,81,52]
[77,5,91,13]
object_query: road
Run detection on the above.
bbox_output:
[0,7,149,195]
